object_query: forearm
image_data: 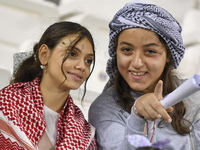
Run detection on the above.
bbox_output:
[94,121,132,150]
[127,107,155,140]
[94,108,155,150]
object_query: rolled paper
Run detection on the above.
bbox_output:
[160,74,200,109]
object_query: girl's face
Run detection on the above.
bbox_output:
[41,34,94,92]
[116,28,168,93]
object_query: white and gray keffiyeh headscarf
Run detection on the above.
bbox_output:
[104,0,185,90]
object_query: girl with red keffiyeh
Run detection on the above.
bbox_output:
[0,21,97,150]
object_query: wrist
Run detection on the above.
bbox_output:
[133,98,144,118]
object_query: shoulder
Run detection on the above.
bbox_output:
[0,82,30,119]
[89,86,119,111]
[0,79,38,108]
[0,79,43,123]
[179,76,200,121]
[0,82,28,97]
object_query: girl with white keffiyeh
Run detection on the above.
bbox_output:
[0,21,97,150]
[89,1,200,150]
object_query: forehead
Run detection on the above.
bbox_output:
[56,35,94,55]
[58,34,79,45]
[118,28,159,40]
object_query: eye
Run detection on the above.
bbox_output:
[85,59,93,65]
[69,51,76,57]
[146,49,156,54]
[121,47,131,52]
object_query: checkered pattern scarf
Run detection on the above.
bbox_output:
[0,78,97,149]
[104,0,185,90]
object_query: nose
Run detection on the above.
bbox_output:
[75,59,86,71]
[131,52,143,69]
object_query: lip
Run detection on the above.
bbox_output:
[129,71,147,80]
[67,72,83,82]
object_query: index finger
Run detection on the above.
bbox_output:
[154,80,163,101]
[154,80,172,123]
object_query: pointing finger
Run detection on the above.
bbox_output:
[154,80,163,101]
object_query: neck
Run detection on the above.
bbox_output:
[39,80,70,113]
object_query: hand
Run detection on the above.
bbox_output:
[134,80,173,123]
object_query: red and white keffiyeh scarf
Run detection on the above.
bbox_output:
[0,78,97,150]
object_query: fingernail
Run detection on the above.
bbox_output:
[167,118,172,123]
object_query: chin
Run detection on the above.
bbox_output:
[71,87,79,90]
[130,84,147,92]
[70,85,81,90]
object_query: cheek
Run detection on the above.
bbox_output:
[151,63,157,69]
[85,68,91,78]
[150,59,166,76]
[117,54,128,69]
[82,64,92,80]
[150,61,163,70]
[61,61,71,73]
[117,59,126,73]
[150,56,166,68]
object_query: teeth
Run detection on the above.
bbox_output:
[74,74,81,79]
[71,73,81,79]
[131,72,145,76]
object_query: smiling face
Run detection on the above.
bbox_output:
[40,34,94,92]
[116,28,168,93]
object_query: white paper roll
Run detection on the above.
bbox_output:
[160,74,200,109]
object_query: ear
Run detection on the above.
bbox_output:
[38,44,50,65]
[166,56,170,63]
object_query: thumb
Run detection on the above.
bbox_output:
[154,80,163,101]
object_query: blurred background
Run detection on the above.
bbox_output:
[0,0,200,119]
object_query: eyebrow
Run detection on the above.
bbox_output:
[119,41,160,48]
[71,47,94,57]
[119,41,133,47]
[143,43,159,47]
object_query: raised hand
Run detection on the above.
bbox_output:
[134,80,172,123]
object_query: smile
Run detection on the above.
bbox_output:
[68,72,83,79]
[130,71,146,76]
